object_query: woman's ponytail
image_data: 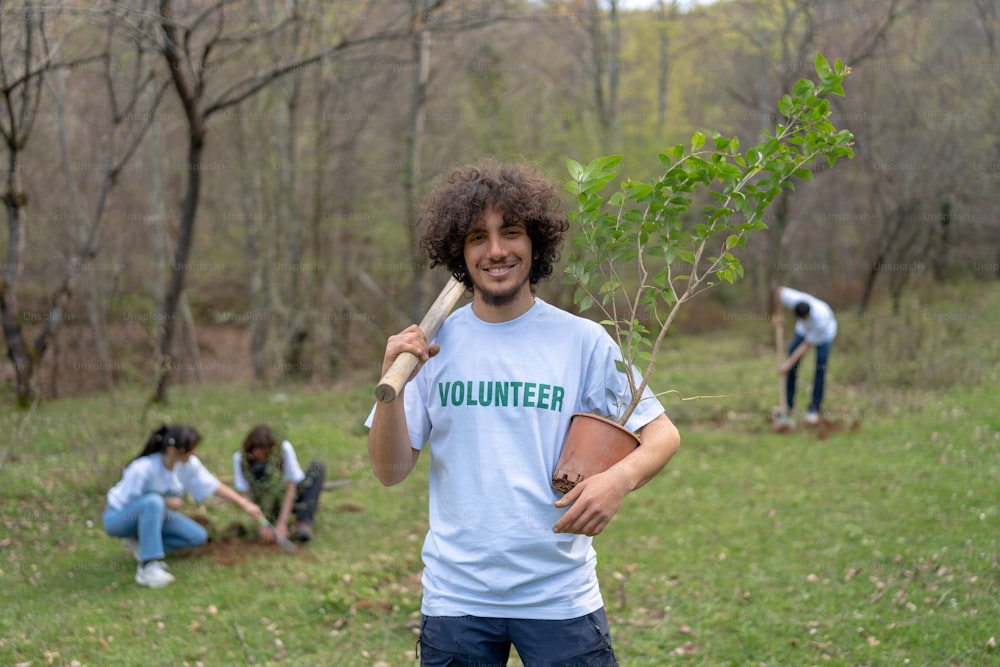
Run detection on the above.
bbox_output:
[133,424,201,461]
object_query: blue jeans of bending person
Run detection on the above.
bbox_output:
[103,493,208,562]
[418,609,618,666]
[786,333,832,413]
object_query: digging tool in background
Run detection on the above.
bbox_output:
[258,516,298,554]
[771,318,792,432]
[376,277,466,403]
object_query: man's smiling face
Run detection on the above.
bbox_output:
[463,207,535,317]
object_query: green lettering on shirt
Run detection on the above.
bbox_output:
[466,381,478,405]
[434,380,566,411]
[523,382,537,408]
[509,381,523,407]
[551,385,565,412]
[450,381,465,405]
[495,381,508,406]
[537,383,551,410]
[478,381,494,406]
[438,382,450,407]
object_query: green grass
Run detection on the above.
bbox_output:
[2,282,998,666]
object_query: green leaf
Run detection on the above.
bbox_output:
[566,158,584,181]
[725,234,740,249]
[598,155,624,171]
[815,52,833,81]
[691,131,706,151]
[778,95,793,117]
[625,182,653,200]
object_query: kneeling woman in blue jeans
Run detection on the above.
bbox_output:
[103,424,265,588]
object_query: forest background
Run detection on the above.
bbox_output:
[1,0,998,405]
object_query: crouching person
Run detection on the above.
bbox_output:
[233,424,325,543]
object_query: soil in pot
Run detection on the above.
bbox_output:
[551,412,639,494]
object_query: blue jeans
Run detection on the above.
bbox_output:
[786,334,832,412]
[103,493,208,562]
[418,609,617,666]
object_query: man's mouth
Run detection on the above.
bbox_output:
[483,262,517,276]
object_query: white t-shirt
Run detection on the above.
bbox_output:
[365,298,665,619]
[232,441,306,492]
[105,452,220,511]
[780,286,838,345]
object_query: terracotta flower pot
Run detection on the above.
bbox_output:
[551,412,639,494]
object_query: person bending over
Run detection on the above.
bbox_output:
[773,285,838,424]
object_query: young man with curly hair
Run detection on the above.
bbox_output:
[366,158,680,666]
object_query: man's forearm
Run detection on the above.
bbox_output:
[367,399,419,486]
[616,413,680,493]
[790,340,810,364]
[277,482,296,527]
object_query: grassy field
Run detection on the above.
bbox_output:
[1,282,998,667]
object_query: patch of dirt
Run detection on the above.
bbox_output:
[812,416,863,440]
[189,518,301,566]
[764,413,863,439]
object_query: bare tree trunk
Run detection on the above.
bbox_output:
[405,0,434,323]
[0,164,34,406]
[0,4,46,406]
[859,255,883,313]
[151,0,408,401]
[148,113,169,371]
[655,1,679,143]
[932,198,951,282]
[236,112,269,381]
[585,0,622,151]
[152,127,205,403]
[152,0,209,402]
[49,67,112,386]
[178,292,202,383]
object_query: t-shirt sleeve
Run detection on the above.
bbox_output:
[178,455,221,503]
[584,327,666,433]
[106,458,148,510]
[779,286,807,309]
[362,379,431,452]
[281,441,307,484]
[232,451,249,492]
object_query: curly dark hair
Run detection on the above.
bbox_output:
[418,158,569,290]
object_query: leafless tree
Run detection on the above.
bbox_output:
[716,0,926,308]
[43,9,170,393]
[0,4,124,405]
[148,0,418,402]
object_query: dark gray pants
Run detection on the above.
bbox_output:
[418,609,618,666]
[291,460,325,524]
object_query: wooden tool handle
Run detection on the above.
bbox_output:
[375,277,465,403]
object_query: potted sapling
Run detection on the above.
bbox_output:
[551,54,855,493]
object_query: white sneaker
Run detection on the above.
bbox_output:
[805,409,820,425]
[122,537,141,562]
[135,560,175,588]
